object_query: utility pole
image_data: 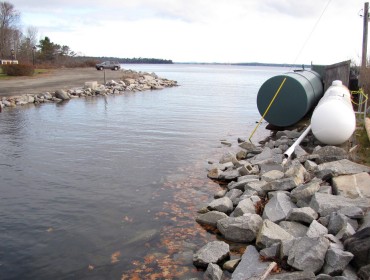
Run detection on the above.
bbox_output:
[361,2,369,70]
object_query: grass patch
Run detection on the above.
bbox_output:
[353,119,370,166]
[0,67,50,78]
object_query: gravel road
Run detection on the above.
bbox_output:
[0,68,125,97]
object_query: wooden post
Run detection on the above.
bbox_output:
[361,2,369,70]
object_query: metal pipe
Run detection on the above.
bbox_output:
[283,125,312,164]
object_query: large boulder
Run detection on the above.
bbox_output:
[286,207,318,225]
[332,172,370,199]
[217,214,263,243]
[231,245,273,280]
[287,236,330,273]
[207,197,233,214]
[55,89,70,100]
[196,211,228,227]
[322,245,354,276]
[306,220,328,238]
[314,146,348,163]
[193,241,230,268]
[256,219,294,248]
[265,271,315,280]
[279,221,308,238]
[262,192,297,223]
[315,159,370,179]
[309,193,369,217]
[204,263,223,280]
[232,198,256,217]
[290,178,322,204]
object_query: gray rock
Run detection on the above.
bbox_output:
[204,263,223,280]
[319,185,333,194]
[287,236,330,273]
[287,207,318,224]
[290,178,322,203]
[55,89,71,100]
[309,193,369,217]
[193,241,230,268]
[276,130,301,139]
[259,163,284,173]
[261,170,284,182]
[279,221,308,237]
[338,206,364,220]
[260,243,280,259]
[251,147,274,162]
[207,168,223,180]
[284,161,309,186]
[196,211,229,227]
[222,259,240,272]
[294,145,308,158]
[306,220,328,238]
[214,189,227,199]
[219,169,240,181]
[256,219,294,248]
[236,150,247,160]
[328,212,349,235]
[226,189,243,206]
[245,180,268,196]
[358,264,370,280]
[359,211,370,231]
[238,141,257,151]
[217,214,263,243]
[305,160,318,172]
[314,146,348,164]
[231,245,272,280]
[219,151,237,164]
[332,172,370,199]
[233,198,256,216]
[342,265,359,280]
[336,222,356,241]
[208,162,233,172]
[265,270,315,280]
[262,192,297,223]
[262,177,299,192]
[315,159,370,179]
[207,197,234,214]
[322,245,354,276]
[228,177,260,191]
[280,238,297,259]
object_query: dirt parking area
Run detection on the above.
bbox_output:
[0,68,125,97]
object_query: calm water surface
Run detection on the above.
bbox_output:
[0,64,286,279]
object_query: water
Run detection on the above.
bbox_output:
[0,64,286,279]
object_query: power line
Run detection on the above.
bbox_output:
[291,0,333,66]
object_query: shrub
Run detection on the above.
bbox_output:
[1,64,35,76]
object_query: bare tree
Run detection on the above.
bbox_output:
[18,25,39,63]
[0,1,20,58]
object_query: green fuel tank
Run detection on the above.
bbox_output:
[257,70,323,127]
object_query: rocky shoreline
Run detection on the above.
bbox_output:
[0,69,177,110]
[194,129,370,280]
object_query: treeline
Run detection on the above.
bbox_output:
[0,1,76,66]
[0,1,172,67]
[79,56,173,64]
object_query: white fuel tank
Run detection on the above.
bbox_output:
[311,80,356,145]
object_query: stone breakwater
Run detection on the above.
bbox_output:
[194,129,370,280]
[0,69,177,110]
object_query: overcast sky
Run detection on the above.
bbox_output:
[10,0,369,64]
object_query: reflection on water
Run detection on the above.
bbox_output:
[0,64,285,279]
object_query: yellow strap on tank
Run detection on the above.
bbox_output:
[351,88,368,106]
[248,77,287,143]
